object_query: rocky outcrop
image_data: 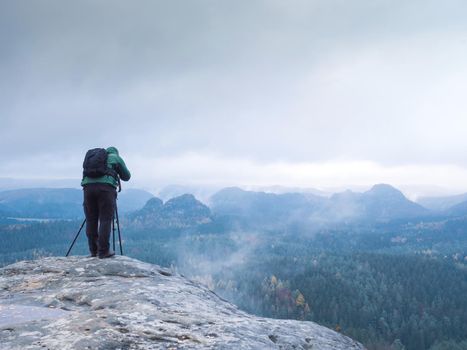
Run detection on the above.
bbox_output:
[128,194,212,229]
[0,256,365,349]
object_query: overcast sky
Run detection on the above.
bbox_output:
[1,1,467,195]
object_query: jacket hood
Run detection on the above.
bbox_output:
[106,147,119,155]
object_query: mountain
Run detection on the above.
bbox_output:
[0,184,435,224]
[210,187,326,228]
[0,256,364,349]
[0,188,154,219]
[417,192,467,212]
[317,184,430,222]
[325,190,365,222]
[129,194,212,229]
[447,200,467,217]
[210,185,430,227]
[0,188,83,219]
[358,184,430,221]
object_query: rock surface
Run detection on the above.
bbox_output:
[0,256,365,349]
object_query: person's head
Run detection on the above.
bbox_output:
[106,146,119,155]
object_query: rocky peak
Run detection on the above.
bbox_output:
[365,184,406,200]
[362,184,429,220]
[164,194,204,210]
[129,194,211,229]
[0,256,365,349]
[142,197,164,211]
[163,194,211,219]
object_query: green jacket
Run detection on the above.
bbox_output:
[81,147,131,188]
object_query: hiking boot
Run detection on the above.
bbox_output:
[88,253,97,258]
[99,250,115,259]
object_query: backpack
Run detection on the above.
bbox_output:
[82,148,117,179]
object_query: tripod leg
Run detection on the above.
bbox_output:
[112,214,116,251]
[66,219,86,257]
[115,204,123,255]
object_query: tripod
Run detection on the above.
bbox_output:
[65,202,123,257]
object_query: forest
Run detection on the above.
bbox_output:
[0,214,466,350]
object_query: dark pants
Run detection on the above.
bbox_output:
[83,184,116,255]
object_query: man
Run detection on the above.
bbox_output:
[81,147,131,258]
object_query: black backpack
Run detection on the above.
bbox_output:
[83,148,117,179]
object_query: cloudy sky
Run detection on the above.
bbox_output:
[1,0,467,195]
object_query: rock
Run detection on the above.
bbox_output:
[0,256,365,349]
[128,195,212,229]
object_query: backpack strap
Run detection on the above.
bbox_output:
[117,176,122,193]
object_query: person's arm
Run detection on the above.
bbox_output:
[116,156,131,181]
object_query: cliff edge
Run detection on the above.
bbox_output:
[0,256,365,349]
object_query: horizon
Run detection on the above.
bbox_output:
[0,177,465,201]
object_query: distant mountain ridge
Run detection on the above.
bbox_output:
[0,188,83,219]
[417,192,467,212]
[332,184,430,222]
[0,188,154,219]
[210,187,325,228]
[447,200,467,217]
[3,184,466,226]
[210,184,430,226]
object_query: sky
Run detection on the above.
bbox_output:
[1,0,467,196]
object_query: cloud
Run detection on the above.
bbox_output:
[119,153,467,195]
[1,1,467,189]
